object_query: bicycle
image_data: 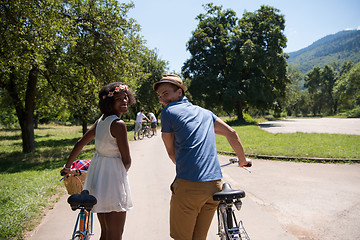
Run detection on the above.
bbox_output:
[67,190,97,240]
[61,162,97,240]
[213,158,251,240]
[138,122,154,140]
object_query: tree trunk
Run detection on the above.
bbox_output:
[20,118,35,153]
[8,66,38,153]
[82,118,88,135]
[235,101,244,121]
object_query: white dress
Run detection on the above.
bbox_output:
[84,115,133,213]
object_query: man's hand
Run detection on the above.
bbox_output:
[238,158,252,168]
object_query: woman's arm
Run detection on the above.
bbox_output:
[112,120,131,171]
[62,121,97,174]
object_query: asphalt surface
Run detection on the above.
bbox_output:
[26,118,360,240]
[259,118,360,135]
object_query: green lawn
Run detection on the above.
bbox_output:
[216,124,360,159]
[0,121,359,239]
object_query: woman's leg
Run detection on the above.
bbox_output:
[97,213,107,240]
[98,211,127,240]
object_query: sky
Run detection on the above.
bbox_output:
[125,0,360,73]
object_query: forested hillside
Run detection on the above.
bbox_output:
[287,30,360,74]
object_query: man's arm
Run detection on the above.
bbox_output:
[161,132,176,164]
[214,118,251,167]
[142,113,150,122]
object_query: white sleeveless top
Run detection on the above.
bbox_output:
[84,115,133,212]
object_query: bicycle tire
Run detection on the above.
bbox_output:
[149,128,154,137]
[138,129,144,140]
[146,128,153,138]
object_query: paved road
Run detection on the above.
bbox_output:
[259,118,360,135]
[27,120,360,240]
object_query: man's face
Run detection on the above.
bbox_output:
[156,83,182,106]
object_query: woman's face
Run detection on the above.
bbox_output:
[113,92,129,115]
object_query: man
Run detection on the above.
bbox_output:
[146,112,157,135]
[134,109,149,140]
[153,74,251,240]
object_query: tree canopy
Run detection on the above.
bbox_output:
[183,4,289,119]
[0,0,166,152]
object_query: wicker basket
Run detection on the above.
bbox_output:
[64,172,87,195]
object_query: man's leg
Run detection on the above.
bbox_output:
[138,123,142,138]
[192,180,222,240]
[134,122,140,140]
[170,179,202,240]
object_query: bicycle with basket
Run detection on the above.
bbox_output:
[61,160,97,240]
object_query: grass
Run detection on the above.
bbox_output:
[216,124,360,159]
[0,125,87,239]
[0,169,64,239]
[1,119,359,239]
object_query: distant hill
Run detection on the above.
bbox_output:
[287,30,360,74]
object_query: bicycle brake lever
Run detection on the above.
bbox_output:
[241,167,251,173]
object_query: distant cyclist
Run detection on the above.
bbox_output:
[134,109,149,140]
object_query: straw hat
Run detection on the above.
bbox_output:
[153,74,187,92]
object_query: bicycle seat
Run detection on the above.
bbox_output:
[68,190,97,211]
[213,183,245,201]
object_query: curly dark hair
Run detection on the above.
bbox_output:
[98,82,136,116]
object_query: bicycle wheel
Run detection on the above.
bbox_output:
[146,128,153,138]
[149,128,154,137]
[138,129,144,140]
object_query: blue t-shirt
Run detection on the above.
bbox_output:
[161,96,222,182]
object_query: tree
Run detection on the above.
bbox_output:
[335,62,360,116]
[183,3,237,111]
[0,0,69,152]
[55,0,143,134]
[283,65,304,116]
[305,62,353,116]
[230,6,289,118]
[305,66,325,115]
[321,65,338,114]
[135,48,167,118]
[183,4,288,120]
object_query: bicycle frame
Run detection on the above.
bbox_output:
[66,190,97,240]
[71,207,94,240]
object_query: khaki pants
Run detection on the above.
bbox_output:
[170,178,222,240]
[134,122,141,133]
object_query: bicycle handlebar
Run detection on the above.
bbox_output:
[229,158,252,167]
[60,169,87,181]
[221,158,252,172]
